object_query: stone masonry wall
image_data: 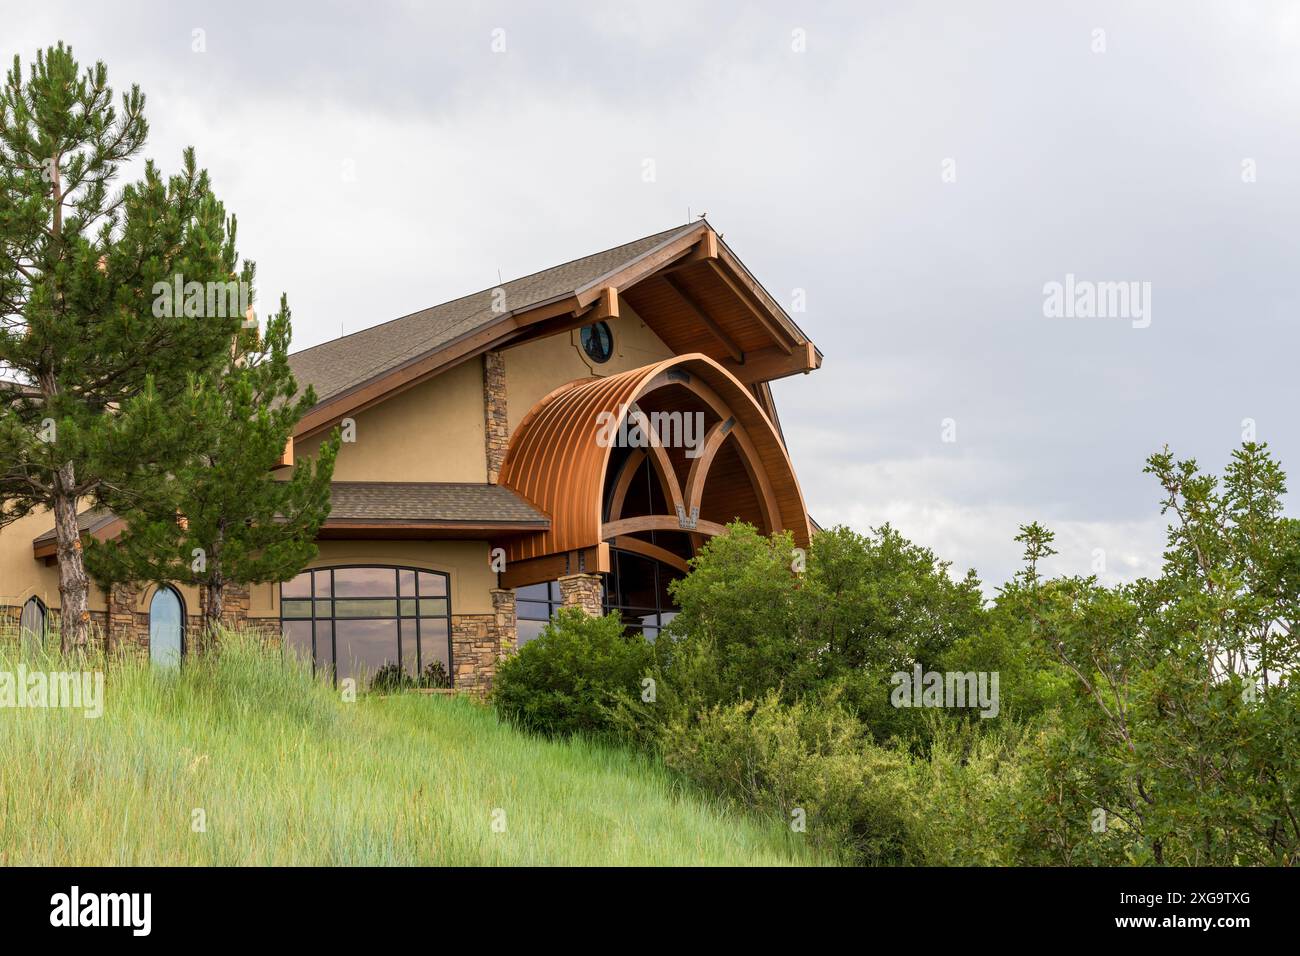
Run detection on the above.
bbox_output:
[484,350,509,484]
[558,572,603,617]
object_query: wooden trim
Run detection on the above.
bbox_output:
[606,448,647,521]
[591,286,619,321]
[661,230,719,273]
[602,514,729,539]
[320,518,548,532]
[628,406,685,512]
[706,258,794,355]
[574,224,708,308]
[721,342,819,384]
[498,545,610,589]
[684,416,735,514]
[660,274,743,362]
[608,535,690,574]
[274,435,294,470]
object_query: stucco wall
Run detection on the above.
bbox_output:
[295,356,488,483]
[503,299,673,434]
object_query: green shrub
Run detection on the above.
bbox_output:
[493,609,654,738]
[659,692,916,864]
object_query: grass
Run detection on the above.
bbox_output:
[0,630,825,865]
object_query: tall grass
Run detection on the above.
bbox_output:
[0,629,824,865]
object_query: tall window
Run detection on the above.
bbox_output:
[149,586,185,667]
[280,566,452,688]
[19,597,46,651]
[513,548,680,645]
[515,581,563,646]
[605,548,677,641]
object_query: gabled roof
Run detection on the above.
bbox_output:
[289,223,697,406]
[287,222,821,440]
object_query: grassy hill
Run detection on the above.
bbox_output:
[0,632,823,866]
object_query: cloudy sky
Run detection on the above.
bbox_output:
[8,1,1298,589]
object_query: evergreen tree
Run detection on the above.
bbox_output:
[0,44,246,652]
[87,299,340,637]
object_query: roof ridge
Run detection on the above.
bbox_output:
[289,221,696,361]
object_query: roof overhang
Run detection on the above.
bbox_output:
[293,224,821,443]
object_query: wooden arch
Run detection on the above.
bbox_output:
[497,353,810,587]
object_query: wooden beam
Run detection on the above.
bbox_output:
[603,514,729,539]
[498,545,609,589]
[574,224,708,307]
[660,274,743,362]
[608,536,691,575]
[720,343,819,384]
[591,286,619,321]
[684,416,735,513]
[706,258,794,354]
[661,231,719,273]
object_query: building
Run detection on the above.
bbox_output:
[0,221,821,689]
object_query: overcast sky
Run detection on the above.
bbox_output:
[8,1,1298,589]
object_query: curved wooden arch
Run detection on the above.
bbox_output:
[498,353,810,570]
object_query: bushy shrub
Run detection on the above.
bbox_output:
[657,691,1027,865]
[493,609,654,738]
[659,692,915,864]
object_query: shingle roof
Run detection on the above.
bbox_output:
[326,482,549,527]
[288,223,698,404]
[33,485,548,549]
[32,507,118,545]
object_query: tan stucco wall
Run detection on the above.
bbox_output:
[0,508,75,610]
[503,299,673,433]
[256,539,497,617]
[0,505,200,619]
[295,357,488,483]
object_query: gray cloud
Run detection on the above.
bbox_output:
[7,0,1296,588]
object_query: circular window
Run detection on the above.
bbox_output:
[581,321,614,364]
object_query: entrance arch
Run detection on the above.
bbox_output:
[497,353,810,588]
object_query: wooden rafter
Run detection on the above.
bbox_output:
[705,258,795,355]
[660,274,743,362]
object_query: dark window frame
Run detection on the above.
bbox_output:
[280,564,453,687]
[581,320,614,364]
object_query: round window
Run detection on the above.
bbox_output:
[581,321,614,364]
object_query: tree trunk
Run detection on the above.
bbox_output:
[204,525,226,638]
[52,463,91,655]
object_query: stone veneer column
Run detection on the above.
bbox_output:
[491,587,517,653]
[108,582,148,659]
[483,350,508,483]
[558,573,603,617]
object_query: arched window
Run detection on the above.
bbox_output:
[280,567,452,689]
[19,597,46,651]
[149,586,185,667]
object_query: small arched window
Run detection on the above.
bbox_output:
[149,586,185,667]
[19,597,46,651]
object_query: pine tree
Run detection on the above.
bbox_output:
[0,44,246,653]
[87,299,340,637]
